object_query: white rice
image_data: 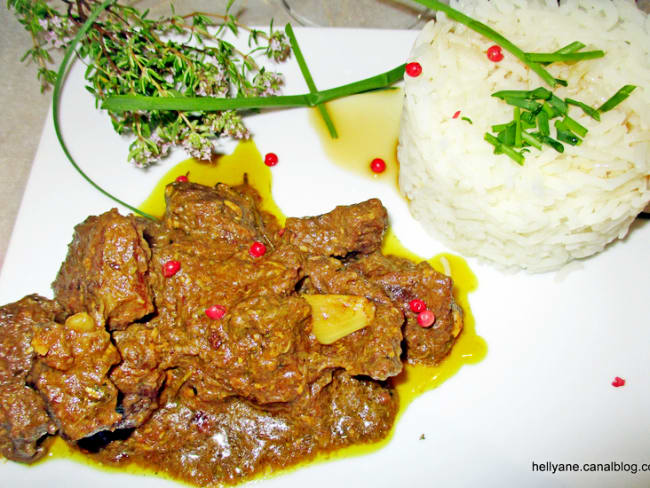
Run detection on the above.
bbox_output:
[398,0,650,272]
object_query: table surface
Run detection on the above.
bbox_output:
[1,0,648,273]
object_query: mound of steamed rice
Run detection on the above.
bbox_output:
[398,0,650,272]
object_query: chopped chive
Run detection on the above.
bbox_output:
[485,132,524,165]
[556,128,581,146]
[514,107,522,148]
[538,41,586,66]
[598,85,637,112]
[565,98,600,121]
[492,90,530,99]
[503,123,516,146]
[549,94,568,115]
[555,41,586,54]
[461,116,473,124]
[554,78,568,87]
[521,131,542,150]
[529,87,553,100]
[491,122,512,132]
[492,87,551,100]
[542,101,559,118]
[536,111,550,136]
[525,50,605,63]
[521,118,536,130]
[504,97,542,112]
[484,132,500,146]
[562,115,588,138]
[521,110,536,125]
[542,135,565,153]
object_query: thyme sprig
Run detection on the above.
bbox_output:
[9,0,292,167]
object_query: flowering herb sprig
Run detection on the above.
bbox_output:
[9,0,292,167]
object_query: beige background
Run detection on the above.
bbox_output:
[1,0,648,272]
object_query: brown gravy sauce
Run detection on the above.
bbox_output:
[42,92,486,484]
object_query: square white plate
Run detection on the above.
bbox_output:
[1,27,648,488]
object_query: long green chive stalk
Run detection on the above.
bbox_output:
[412,0,558,87]
[103,64,407,112]
[52,0,154,219]
[525,50,604,63]
[284,23,338,138]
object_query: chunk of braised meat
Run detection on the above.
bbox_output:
[52,209,154,331]
[193,294,313,404]
[0,383,56,463]
[93,371,397,487]
[283,199,387,257]
[301,256,403,380]
[163,181,280,248]
[110,324,165,429]
[348,252,462,364]
[30,312,121,440]
[149,241,305,319]
[147,239,312,404]
[0,295,59,462]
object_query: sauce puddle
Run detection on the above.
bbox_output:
[309,89,402,187]
[43,91,486,484]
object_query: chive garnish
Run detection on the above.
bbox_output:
[104,64,407,112]
[492,87,551,100]
[503,123,516,146]
[536,111,550,136]
[525,50,605,63]
[521,131,542,150]
[504,97,542,112]
[491,122,511,132]
[514,107,522,148]
[557,132,580,146]
[598,85,637,112]
[461,116,473,124]
[284,23,338,138]
[562,115,588,138]
[541,135,564,153]
[485,132,524,165]
[554,41,587,55]
[565,98,600,121]
[542,101,559,119]
[548,94,568,115]
[538,42,586,66]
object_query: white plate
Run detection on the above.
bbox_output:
[1,28,649,488]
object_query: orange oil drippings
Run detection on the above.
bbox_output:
[138,140,284,224]
[309,89,403,189]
